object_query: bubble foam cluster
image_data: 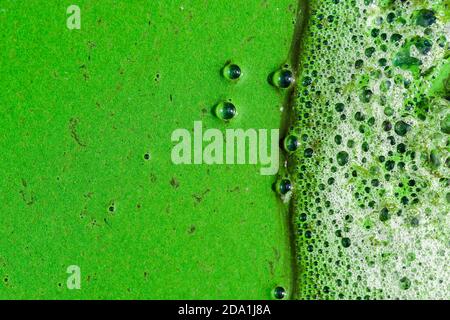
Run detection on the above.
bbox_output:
[289,0,449,299]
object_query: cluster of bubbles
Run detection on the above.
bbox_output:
[286,0,449,299]
[215,62,295,122]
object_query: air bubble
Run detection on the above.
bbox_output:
[284,135,300,152]
[271,68,295,89]
[222,63,242,80]
[336,151,349,166]
[276,179,292,195]
[214,101,237,121]
[273,286,286,299]
[379,208,390,222]
[341,237,351,248]
[400,277,411,290]
[394,121,411,137]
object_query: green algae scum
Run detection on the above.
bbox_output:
[0,0,448,300]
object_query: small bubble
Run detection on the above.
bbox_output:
[271,68,295,89]
[390,33,403,43]
[354,111,365,122]
[304,148,314,158]
[362,142,369,152]
[276,179,292,195]
[387,12,395,23]
[410,217,419,226]
[365,47,376,58]
[284,135,300,152]
[385,160,395,171]
[413,37,433,55]
[273,286,287,299]
[336,151,349,166]
[378,58,387,67]
[222,63,242,80]
[400,277,411,290]
[397,143,406,153]
[214,101,237,121]
[355,59,364,69]
[341,237,351,248]
[394,121,411,136]
[379,208,390,222]
[384,106,394,117]
[302,76,312,86]
[335,103,345,112]
[382,120,392,131]
[360,88,373,103]
[371,28,380,37]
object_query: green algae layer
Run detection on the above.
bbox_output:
[289,0,449,299]
[0,1,301,299]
